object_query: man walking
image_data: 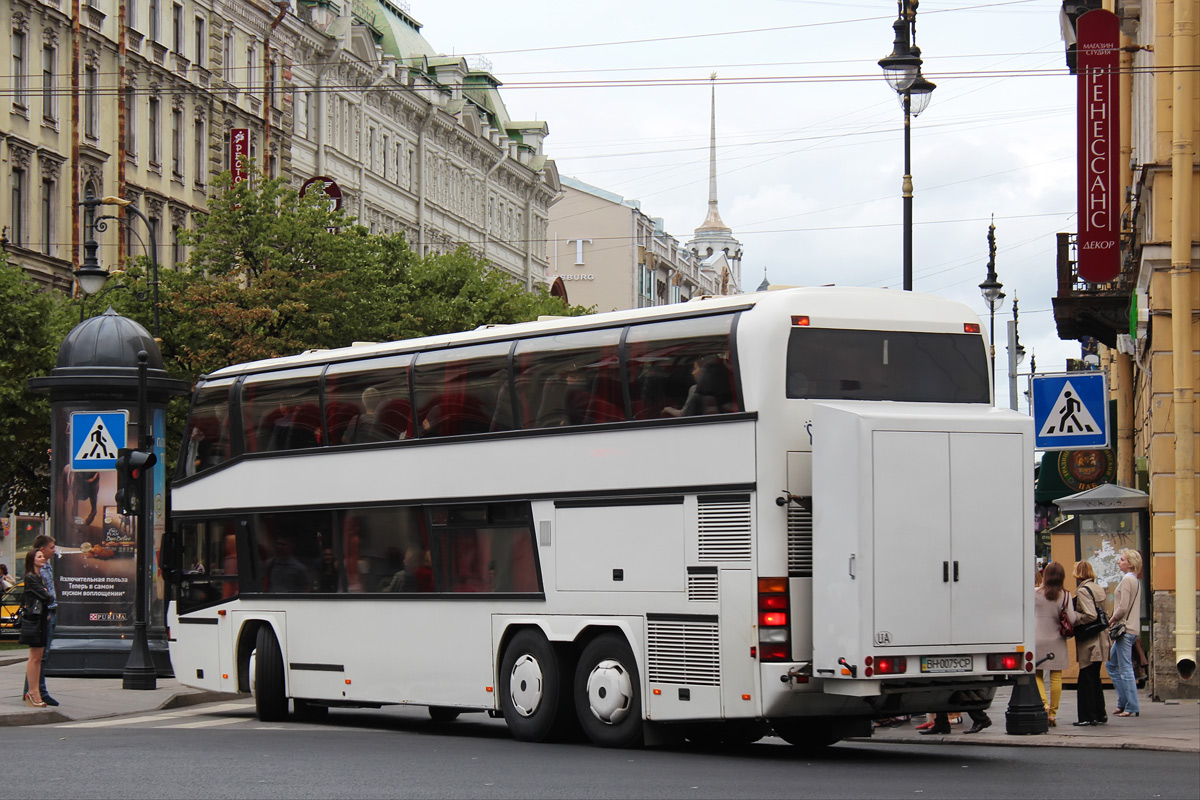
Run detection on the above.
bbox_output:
[23,535,60,707]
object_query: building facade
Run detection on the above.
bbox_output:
[2,0,556,295]
[1054,0,1199,698]
[547,175,721,312]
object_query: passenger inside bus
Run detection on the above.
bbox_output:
[263,536,311,593]
[663,355,735,417]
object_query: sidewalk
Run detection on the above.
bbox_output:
[0,654,236,728]
[1,651,1196,751]
[863,683,1199,753]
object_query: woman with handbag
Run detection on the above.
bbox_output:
[1034,561,1075,726]
[19,548,53,708]
[1072,560,1111,726]
[1105,548,1143,717]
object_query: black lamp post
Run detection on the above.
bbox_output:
[77,196,160,339]
[979,219,1006,403]
[880,0,935,291]
[76,196,162,689]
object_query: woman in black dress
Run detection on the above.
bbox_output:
[19,548,53,708]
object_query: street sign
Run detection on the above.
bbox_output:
[1031,373,1109,451]
[70,411,128,471]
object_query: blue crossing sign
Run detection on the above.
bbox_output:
[70,411,128,470]
[1031,373,1109,451]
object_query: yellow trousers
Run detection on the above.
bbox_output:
[1036,670,1063,719]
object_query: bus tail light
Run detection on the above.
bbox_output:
[757,578,791,662]
[964,322,981,333]
[987,653,1022,671]
[864,655,907,677]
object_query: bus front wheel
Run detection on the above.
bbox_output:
[574,633,643,748]
[254,626,288,722]
[499,630,568,742]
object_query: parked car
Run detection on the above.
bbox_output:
[0,581,24,639]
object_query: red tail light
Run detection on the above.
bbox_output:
[757,577,790,662]
[863,655,907,677]
[987,653,1021,671]
[964,322,981,333]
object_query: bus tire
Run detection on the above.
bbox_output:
[500,630,568,743]
[254,626,288,723]
[428,706,461,723]
[769,716,841,751]
[574,633,643,748]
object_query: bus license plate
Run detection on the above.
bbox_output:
[921,656,973,673]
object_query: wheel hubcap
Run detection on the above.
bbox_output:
[586,658,632,725]
[509,654,544,717]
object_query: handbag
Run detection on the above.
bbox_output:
[1109,578,1140,641]
[1057,595,1074,638]
[1057,593,1074,637]
[1073,585,1109,640]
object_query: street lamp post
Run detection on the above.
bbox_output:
[76,196,160,340]
[979,219,1006,404]
[880,0,935,291]
[75,196,162,689]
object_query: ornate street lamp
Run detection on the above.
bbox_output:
[76,196,160,340]
[880,0,935,291]
[979,219,1006,403]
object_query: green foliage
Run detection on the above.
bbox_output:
[0,256,69,512]
[20,168,591,491]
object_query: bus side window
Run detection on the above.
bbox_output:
[513,329,622,429]
[179,381,233,478]
[625,316,738,419]
[414,344,511,438]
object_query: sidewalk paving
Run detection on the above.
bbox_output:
[0,654,235,728]
[1,652,1196,751]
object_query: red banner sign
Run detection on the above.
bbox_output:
[1076,9,1121,283]
[231,128,250,184]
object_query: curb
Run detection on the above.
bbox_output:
[0,689,239,727]
[851,733,1198,754]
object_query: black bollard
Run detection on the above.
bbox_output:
[1005,653,1052,735]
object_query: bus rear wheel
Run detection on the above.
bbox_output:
[254,626,288,722]
[499,630,568,743]
[574,633,643,748]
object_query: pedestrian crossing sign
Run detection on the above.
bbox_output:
[1031,373,1109,451]
[70,411,128,470]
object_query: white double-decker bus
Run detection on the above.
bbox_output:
[164,286,1035,749]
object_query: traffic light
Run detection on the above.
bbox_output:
[114,447,157,516]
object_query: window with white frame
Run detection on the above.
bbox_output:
[12,30,27,109]
[172,106,183,176]
[42,44,56,122]
[149,0,160,42]
[149,95,161,165]
[85,65,99,138]
[173,3,183,54]
[10,167,26,246]
[126,85,138,157]
[194,16,205,68]
[194,117,205,186]
[41,176,53,256]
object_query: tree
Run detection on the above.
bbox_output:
[0,257,70,512]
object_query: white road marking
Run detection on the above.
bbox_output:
[55,701,253,728]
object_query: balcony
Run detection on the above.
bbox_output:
[1051,232,1134,347]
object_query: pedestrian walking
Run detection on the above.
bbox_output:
[1072,560,1110,726]
[1106,548,1143,717]
[1035,561,1075,726]
[18,548,53,708]
[22,535,59,707]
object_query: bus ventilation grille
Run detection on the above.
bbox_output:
[647,619,721,686]
[788,506,813,577]
[697,498,752,562]
[687,572,718,602]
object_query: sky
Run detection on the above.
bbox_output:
[409,0,1081,410]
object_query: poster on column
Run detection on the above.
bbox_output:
[53,408,162,628]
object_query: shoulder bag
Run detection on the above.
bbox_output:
[1074,585,1109,640]
[1057,594,1074,638]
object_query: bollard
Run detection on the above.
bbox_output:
[1005,653,1051,735]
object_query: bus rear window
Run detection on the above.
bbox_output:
[785,328,989,403]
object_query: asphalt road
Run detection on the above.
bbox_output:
[8,701,1199,800]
